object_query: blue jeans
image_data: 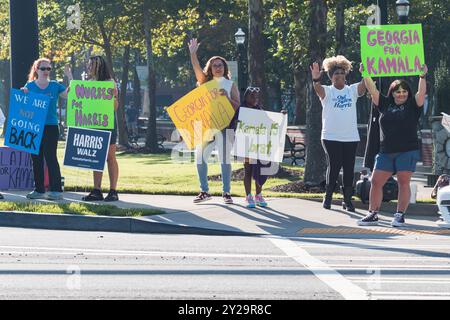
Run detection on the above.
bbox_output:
[195,130,234,193]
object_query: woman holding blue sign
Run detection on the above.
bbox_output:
[310,55,366,212]
[358,65,428,227]
[21,58,72,200]
[188,38,240,204]
[81,55,120,202]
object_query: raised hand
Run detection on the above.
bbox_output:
[359,62,364,74]
[188,38,200,55]
[310,62,321,80]
[420,64,428,77]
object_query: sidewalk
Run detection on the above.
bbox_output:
[0,191,442,237]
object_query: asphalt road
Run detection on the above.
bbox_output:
[1,225,449,300]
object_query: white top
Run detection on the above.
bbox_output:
[320,83,362,142]
[214,76,233,96]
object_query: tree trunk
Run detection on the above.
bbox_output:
[133,51,142,117]
[118,45,130,147]
[143,0,158,152]
[294,66,307,125]
[335,1,345,55]
[0,60,11,137]
[304,0,328,186]
[248,0,268,108]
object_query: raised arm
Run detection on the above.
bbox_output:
[363,75,380,106]
[357,63,367,96]
[415,64,428,107]
[188,38,207,85]
[60,64,74,99]
[310,62,325,100]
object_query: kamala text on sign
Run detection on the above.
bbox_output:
[360,24,425,77]
[67,80,115,129]
[0,147,34,190]
[5,89,50,155]
[232,108,288,163]
[166,80,235,150]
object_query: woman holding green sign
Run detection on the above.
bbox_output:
[358,65,428,227]
[81,55,120,202]
[188,38,240,204]
[311,55,366,212]
[21,58,72,200]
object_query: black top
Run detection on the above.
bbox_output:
[377,95,421,154]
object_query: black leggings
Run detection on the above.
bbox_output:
[321,139,358,188]
[31,125,62,193]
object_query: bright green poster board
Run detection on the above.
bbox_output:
[67,80,115,129]
[360,24,425,77]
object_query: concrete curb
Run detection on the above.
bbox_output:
[0,211,257,236]
[307,198,438,216]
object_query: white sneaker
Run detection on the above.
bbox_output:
[26,191,46,199]
[391,212,406,227]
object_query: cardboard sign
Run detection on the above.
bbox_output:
[0,147,34,190]
[360,24,425,77]
[63,127,111,172]
[4,89,50,155]
[232,108,288,162]
[67,80,115,129]
[166,80,235,149]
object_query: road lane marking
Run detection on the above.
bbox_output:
[267,236,369,300]
[299,227,450,236]
[0,245,286,259]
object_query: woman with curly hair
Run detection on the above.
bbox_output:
[188,38,240,204]
[310,55,366,211]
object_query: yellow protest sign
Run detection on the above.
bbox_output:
[166,80,235,149]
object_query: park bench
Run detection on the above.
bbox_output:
[284,134,306,165]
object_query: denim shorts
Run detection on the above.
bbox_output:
[374,150,421,173]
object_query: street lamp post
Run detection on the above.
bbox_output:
[234,28,247,98]
[396,0,410,24]
[10,0,39,89]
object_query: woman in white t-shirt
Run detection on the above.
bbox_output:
[188,39,240,204]
[310,55,366,211]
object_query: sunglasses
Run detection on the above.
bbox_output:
[39,67,52,71]
[247,87,260,93]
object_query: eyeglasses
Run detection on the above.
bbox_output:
[212,64,224,68]
[333,71,345,75]
[39,67,52,71]
[247,87,260,93]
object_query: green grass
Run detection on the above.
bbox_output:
[57,142,306,198]
[0,201,163,217]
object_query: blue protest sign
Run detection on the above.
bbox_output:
[0,147,34,190]
[63,127,111,172]
[4,89,50,155]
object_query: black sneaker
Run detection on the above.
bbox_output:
[391,212,406,227]
[357,211,379,226]
[82,189,104,201]
[193,192,212,203]
[223,192,233,204]
[104,189,119,202]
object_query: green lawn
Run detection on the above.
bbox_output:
[0,201,163,217]
[57,142,306,198]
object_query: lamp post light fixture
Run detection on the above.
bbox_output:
[234,28,247,97]
[234,28,246,45]
[396,0,410,24]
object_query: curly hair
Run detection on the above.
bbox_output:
[322,55,353,78]
[202,56,231,84]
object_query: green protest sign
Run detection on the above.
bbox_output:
[360,24,425,77]
[67,80,115,129]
